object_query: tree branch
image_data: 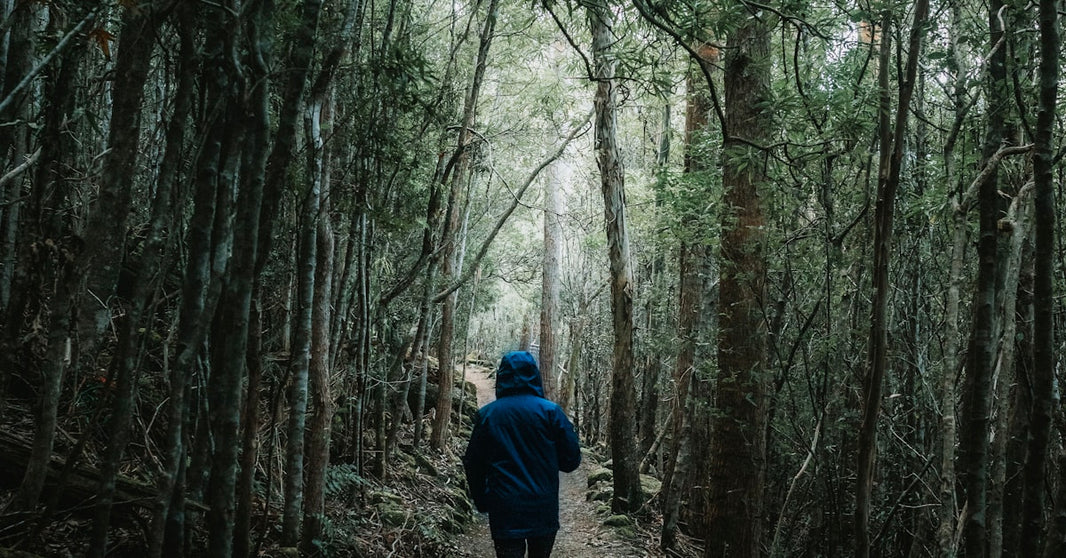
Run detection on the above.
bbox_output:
[432,111,592,303]
[0,148,42,199]
[954,143,1033,215]
[0,7,102,116]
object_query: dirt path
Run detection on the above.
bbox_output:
[452,365,649,557]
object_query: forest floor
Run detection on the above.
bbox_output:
[449,365,664,558]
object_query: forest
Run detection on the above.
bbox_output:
[0,0,1063,556]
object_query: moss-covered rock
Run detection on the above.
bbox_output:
[603,514,632,527]
[376,501,409,527]
[589,488,612,503]
[587,467,613,488]
[640,474,662,497]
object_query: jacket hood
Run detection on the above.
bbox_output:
[495,351,544,398]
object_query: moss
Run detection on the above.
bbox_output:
[587,467,613,487]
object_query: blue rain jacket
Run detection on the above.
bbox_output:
[463,351,581,540]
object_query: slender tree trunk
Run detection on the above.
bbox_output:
[1002,240,1034,558]
[1027,0,1058,553]
[988,185,1033,558]
[86,6,167,553]
[302,95,335,552]
[937,6,972,553]
[589,1,642,514]
[199,1,278,554]
[0,0,37,315]
[662,49,713,549]
[854,5,927,556]
[12,4,100,513]
[230,2,278,554]
[281,144,321,548]
[145,6,197,555]
[540,160,563,400]
[153,3,231,548]
[430,0,498,451]
[959,0,1011,552]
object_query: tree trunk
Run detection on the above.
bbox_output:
[662,47,713,549]
[430,0,498,451]
[0,0,37,315]
[1027,0,1058,553]
[589,1,642,514]
[302,95,335,552]
[281,143,321,549]
[704,12,773,557]
[988,185,1033,558]
[854,4,927,556]
[540,160,564,400]
[145,6,197,555]
[959,0,1011,553]
[86,6,166,554]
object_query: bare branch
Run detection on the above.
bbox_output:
[0,7,102,116]
[0,148,42,199]
[432,111,592,303]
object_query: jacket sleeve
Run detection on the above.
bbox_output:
[463,413,490,512]
[555,409,581,473]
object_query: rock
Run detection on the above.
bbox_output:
[587,467,613,488]
[640,474,662,497]
[603,514,632,527]
[589,488,612,502]
[377,501,409,527]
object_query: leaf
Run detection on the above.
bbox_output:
[87,28,115,59]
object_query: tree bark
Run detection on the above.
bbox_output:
[430,0,498,451]
[704,12,773,557]
[302,95,335,552]
[959,0,1011,553]
[1027,0,1058,554]
[589,1,642,514]
[854,4,927,556]
[540,160,564,400]
[662,47,713,550]
[86,5,166,554]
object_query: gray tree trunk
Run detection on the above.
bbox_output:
[589,1,642,514]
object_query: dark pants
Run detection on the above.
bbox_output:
[492,533,557,558]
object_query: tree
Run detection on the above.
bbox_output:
[855,3,928,556]
[589,0,642,514]
[702,8,772,557]
[1024,0,1058,554]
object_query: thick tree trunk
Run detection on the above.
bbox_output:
[589,2,642,514]
[704,13,772,558]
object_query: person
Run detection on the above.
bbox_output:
[463,350,581,558]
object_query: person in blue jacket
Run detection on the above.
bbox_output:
[463,350,581,558]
